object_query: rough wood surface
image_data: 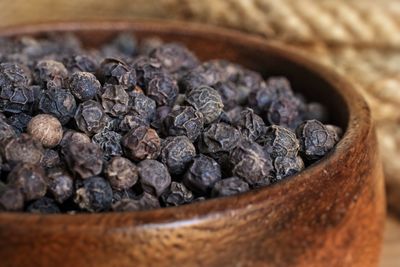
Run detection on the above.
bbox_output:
[0,21,386,267]
[381,216,400,267]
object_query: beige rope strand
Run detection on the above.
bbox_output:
[169,0,400,48]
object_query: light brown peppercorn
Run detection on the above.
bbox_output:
[27,114,63,148]
[105,157,139,190]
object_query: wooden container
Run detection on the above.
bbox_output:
[0,21,385,267]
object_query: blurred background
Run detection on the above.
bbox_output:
[0,0,399,266]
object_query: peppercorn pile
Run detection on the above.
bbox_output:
[0,33,341,213]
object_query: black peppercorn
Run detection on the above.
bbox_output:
[74,176,113,212]
[41,149,61,169]
[4,133,44,165]
[183,154,221,195]
[7,113,31,134]
[160,136,196,176]
[64,142,103,179]
[267,97,302,129]
[260,125,300,159]
[229,139,273,186]
[199,123,241,154]
[150,43,199,76]
[138,159,171,197]
[74,100,107,135]
[163,106,204,142]
[213,81,240,110]
[128,92,156,123]
[34,59,68,89]
[111,192,160,212]
[211,177,249,197]
[63,54,98,73]
[146,74,178,106]
[60,130,91,149]
[122,126,161,161]
[273,156,304,181]
[0,119,16,147]
[98,58,137,88]
[38,88,77,125]
[47,168,74,203]
[185,85,224,124]
[160,181,194,206]
[119,113,149,133]
[101,84,129,117]
[8,163,47,201]
[92,130,123,160]
[0,185,24,211]
[105,157,139,190]
[133,56,164,88]
[26,197,60,214]
[235,108,266,141]
[69,71,101,102]
[296,120,340,161]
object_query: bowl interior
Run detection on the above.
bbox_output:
[0,21,367,223]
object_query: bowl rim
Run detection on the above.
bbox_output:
[0,19,371,226]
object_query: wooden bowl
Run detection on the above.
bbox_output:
[0,20,385,267]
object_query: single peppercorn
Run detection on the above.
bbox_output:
[27,114,63,148]
[160,136,196,176]
[0,62,31,90]
[133,56,164,88]
[273,156,304,181]
[122,126,161,161]
[64,142,103,179]
[230,139,273,187]
[183,154,221,195]
[92,130,123,160]
[26,197,60,214]
[163,106,204,142]
[0,186,24,211]
[34,59,68,89]
[74,176,113,212]
[260,125,300,159]
[47,168,74,203]
[7,113,31,134]
[296,120,339,161]
[4,133,44,165]
[151,105,172,130]
[199,123,241,154]
[8,163,47,201]
[101,84,129,117]
[267,97,302,129]
[235,108,266,141]
[185,85,224,124]
[150,43,199,76]
[0,84,35,114]
[63,54,98,73]
[69,71,101,102]
[59,130,91,149]
[99,58,136,88]
[119,113,149,132]
[146,74,179,107]
[303,102,328,122]
[0,119,16,147]
[160,181,194,206]
[105,157,139,190]
[211,177,250,197]
[41,149,60,169]
[111,192,160,212]
[138,159,171,197]
[38,88,77,125]
[74,100,107,135]
[128,92,156,123]
[213,81,240,110]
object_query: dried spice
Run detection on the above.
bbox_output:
[27,114,63,148]
[160,136,196,176]
[0,33,342,213]
[105,157,138,190]
[138,159,171,197]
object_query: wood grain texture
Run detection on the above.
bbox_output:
[381,217,400,267]
[0,21,386,267]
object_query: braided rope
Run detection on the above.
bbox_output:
[168,0,400,48]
